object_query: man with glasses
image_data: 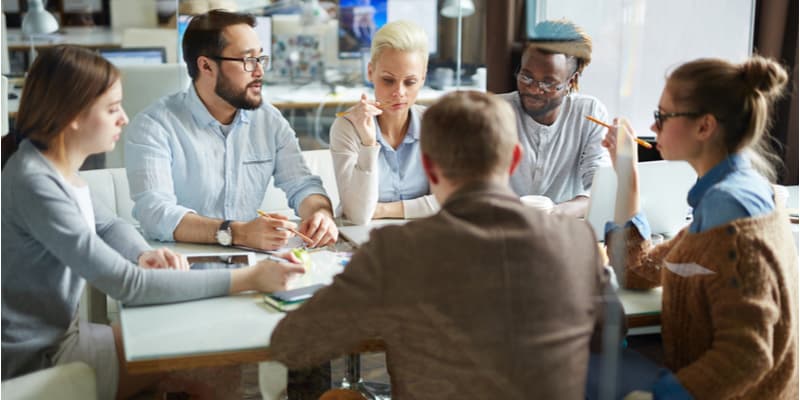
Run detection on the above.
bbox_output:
[500,19,610,217]
[125,10,338,253]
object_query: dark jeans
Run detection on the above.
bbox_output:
[288,362,332,400]
[585,348,663,399]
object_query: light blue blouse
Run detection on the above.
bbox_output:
[373,108,429,203]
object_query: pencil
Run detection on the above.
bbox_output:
[335,103,385,118]
[256,210,315,244]
[584,115,653,149]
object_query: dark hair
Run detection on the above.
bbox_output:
[421,91,518,182]
[15,45,119,151]
[667,56,788,181]
[182,9,256,81]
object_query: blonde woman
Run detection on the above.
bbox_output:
[330,20,438,225]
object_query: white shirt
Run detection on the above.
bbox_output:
[500,91,611,203]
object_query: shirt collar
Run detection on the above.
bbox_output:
[185,84,250,129]
[375,107,421,147]
[687,153,750,208]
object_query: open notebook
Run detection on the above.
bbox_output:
[585,160,696,240]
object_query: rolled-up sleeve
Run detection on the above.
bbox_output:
[124,113,195,241]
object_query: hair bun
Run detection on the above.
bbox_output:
[740,56,789,99]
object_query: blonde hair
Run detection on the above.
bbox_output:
[369,20,429,67]
[421,91,518,182]
[667,56,788,181]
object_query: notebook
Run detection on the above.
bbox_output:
[338,220,409,246]
[585,160,696,239]
[263,284,325,312]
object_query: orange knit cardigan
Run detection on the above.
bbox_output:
[611,211,798,399]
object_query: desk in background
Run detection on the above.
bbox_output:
[5,27,123,75]
[263,82,481,149]
[6,27,123,51]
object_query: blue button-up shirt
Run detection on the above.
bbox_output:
[686,152,774,233]
[124,84,327,241]
[373,108,429,202]
[611,153,775,239]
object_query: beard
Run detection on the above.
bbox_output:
[518,92,565,120]
[215,73,262,110]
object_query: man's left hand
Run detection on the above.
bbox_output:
[298,210,339,247]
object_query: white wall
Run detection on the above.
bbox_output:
[536,0,755,135]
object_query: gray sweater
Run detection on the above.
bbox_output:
[1,140,231,379]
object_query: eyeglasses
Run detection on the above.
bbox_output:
[652,110,703,130]
[514,71,568,93]
[210,55,270,72]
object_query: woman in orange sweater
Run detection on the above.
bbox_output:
[603,56,797,399]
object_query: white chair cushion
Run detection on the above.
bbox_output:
[1,362,97,400]
[260,149,339,216]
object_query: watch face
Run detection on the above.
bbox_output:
[216,229,232,246]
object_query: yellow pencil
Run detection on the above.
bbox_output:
[336,103,385,118]
[585,115,653,149]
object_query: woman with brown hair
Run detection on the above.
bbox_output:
[1,45,304,400]
[603,55,796,399]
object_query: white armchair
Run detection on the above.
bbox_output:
[262,149,340,216]
[1,362,97,400]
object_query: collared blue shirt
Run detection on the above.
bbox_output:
[124,84,326,241]
[608,153,774,239]
[373,108,429,202]
[686,153,774,233]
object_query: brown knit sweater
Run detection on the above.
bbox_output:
[611,211,798,399]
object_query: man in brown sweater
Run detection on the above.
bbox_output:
[269,91,614,399]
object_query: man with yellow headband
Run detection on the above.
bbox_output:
[500,19,610,218]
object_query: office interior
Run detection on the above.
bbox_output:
[0,0,798,399]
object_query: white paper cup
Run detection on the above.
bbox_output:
[520,195,555,213]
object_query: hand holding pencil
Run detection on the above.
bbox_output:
[233,212,307,251]
[585,115,652,149]
[336,93,383,147]
[257,210,315,245]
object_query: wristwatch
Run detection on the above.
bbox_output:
[216,220,233,246]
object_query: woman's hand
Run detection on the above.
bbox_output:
[601,117,641,222]
[601,118,639,169]
[138,248,190,270]
[343,93,383,146]
[230,252,306,294]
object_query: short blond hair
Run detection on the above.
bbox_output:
[421,91,519,182]
[370,20,429,67]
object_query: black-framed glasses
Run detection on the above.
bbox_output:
[653,110,703,130]
[210,55,270,72]
[514,69,569,93]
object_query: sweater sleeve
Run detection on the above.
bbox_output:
[402,195,439,219]
[14,174,230,306]
[606,226,685,288]
[93,193,150,263]
[330,117,382,225]
[674,250,781,399]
